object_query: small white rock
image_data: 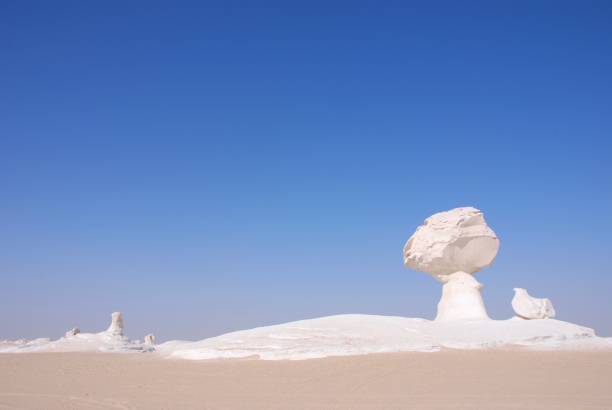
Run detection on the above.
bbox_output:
[64,327,80,337]
[512,288,556,319]
[144,334,156,346]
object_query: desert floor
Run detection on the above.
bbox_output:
[0,350,611,409]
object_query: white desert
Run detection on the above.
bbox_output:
[1,207,611,409]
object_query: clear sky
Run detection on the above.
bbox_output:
[1,1,611,341]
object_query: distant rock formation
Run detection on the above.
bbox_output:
[106,312,124,336]
[64,327,80,337]
[1,312,155,354]
[512,288,556,319]
[144,334,156,346]
[404,207,499,321]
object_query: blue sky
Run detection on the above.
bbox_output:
[1,1,611,340]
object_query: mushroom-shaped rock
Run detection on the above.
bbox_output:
[144,334,156,346]
[106,312,124,336]
[404,207,499,279]
[404,207,499,321]
[512,288,556,319]
[64,327,80,338]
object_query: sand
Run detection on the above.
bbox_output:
[1,351,611,409]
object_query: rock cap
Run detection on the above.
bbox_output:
[403,207,499,279]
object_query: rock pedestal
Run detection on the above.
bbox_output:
[436,272,489,321]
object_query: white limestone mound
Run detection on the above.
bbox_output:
[155,315,438,360]
[512,288,556,319]
[404,207,499,279]
[156,314,612,361]
[0,312,153,354]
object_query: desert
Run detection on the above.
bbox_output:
[2,350,612,410]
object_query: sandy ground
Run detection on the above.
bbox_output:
[0,351,611,409]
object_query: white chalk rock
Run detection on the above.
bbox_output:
[512,288,556,319]
[436,271,489,321]
[403,207,499,280]
[64,327,80,337]
[106,312,124,336]
[144,334,156,346]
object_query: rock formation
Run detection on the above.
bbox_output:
[144,334,156,346]
[64,327,80,337]
[512,288,556,319]
[404,207,499,321]
[106,312,124,336]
